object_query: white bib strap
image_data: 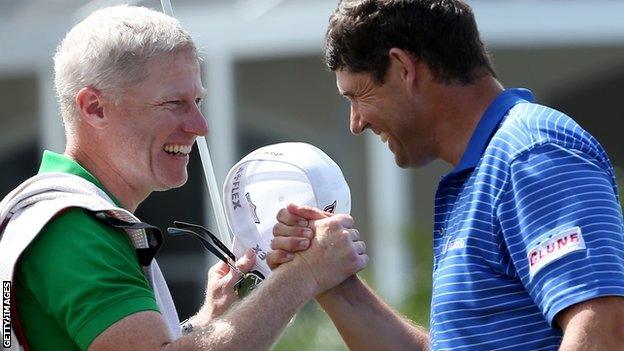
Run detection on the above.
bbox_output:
[0,173,181,349]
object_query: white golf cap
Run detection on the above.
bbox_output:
[222,142,351,277]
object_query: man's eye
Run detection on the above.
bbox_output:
[195,98,203,107]
[163,100,182,106]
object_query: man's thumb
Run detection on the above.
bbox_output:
[287,203,330,220]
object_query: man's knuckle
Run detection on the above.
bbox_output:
[328,219,343,231]
[361,255,370,268]
[276,208,287,220]
[337,229,350,242]
[273,252,284,263]
[277,251,289,262]
[333,214,346,221]
[337,214,354,225]
[274,237,289,250]
[208,264,219,273]
[282,240,294,251]
[298,227,310,237]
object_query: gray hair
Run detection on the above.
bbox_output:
[54,5,198,134]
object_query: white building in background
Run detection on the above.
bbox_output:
[1,0,624,317]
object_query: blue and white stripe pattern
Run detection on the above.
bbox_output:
[429,88,624,350]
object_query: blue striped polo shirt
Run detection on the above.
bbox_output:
[429,88,624,350]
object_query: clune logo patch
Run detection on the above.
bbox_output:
[528,227,585,279]
[3,281,10,348]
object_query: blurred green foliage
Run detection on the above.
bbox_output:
[272,226,433,351]
[401,224,433,327]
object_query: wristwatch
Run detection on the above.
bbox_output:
[180,319,193,335]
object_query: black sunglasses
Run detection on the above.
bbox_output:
[167,221,265,298]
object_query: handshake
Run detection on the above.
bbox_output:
[196,142,369,324]
[268,203,368,295]
[191,203,368,327]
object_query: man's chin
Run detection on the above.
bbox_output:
[393,151,411,169]
[155,174,188,191]
[395,157,410,169]
[394,153,432,169]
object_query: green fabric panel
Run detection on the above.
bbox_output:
[16,209,159,350]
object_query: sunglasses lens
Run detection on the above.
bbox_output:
[235,272,264,298]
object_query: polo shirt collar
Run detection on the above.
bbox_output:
[451,88,534,175]
[38,150,122,207]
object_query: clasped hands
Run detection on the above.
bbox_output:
[200,203,368,320]
[267,203,369,294]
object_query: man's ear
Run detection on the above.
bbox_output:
[75,87,107,129]
[388,48,422,90]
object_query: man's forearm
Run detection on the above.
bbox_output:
[170,259,316,351]
[316,275,429,351]
[557,296,624,351]
[558,317,624,351]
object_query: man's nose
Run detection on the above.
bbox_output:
[185,103,209,137]
[349,104,365,135]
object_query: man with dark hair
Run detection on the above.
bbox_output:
[324,0,495,85]
[269,0,624,350]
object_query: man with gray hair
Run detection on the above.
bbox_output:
[2,5,367,350]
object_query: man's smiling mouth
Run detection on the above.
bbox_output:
[163,144,192,156]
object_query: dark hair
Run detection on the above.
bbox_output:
[324,0,496,84]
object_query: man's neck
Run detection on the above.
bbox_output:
[64,140,147,212]
[433,76,504,167]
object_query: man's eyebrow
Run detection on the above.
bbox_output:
[200,87,207,98]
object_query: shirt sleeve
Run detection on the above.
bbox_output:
[17,208,160,350]
[497,142,624,327]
